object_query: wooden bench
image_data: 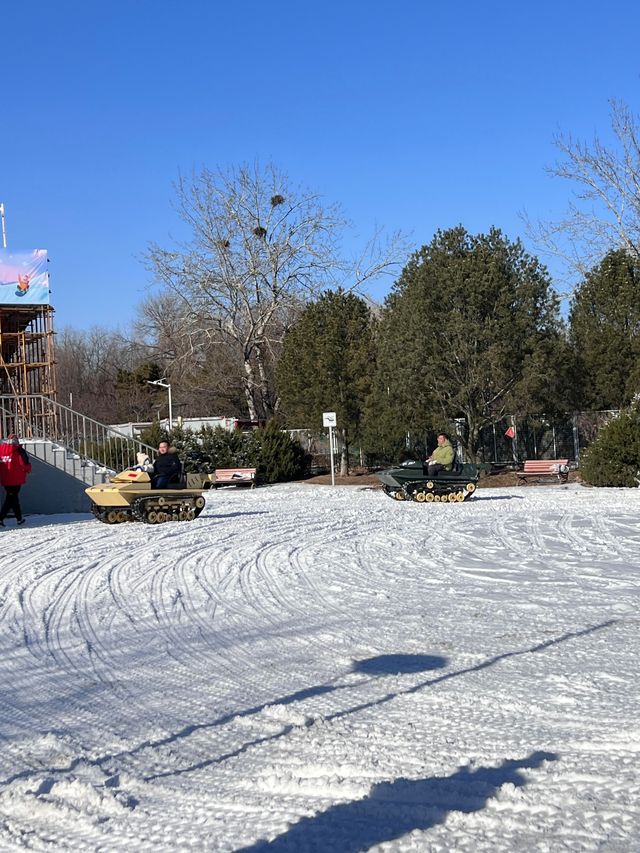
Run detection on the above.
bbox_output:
[517,459,569,484]
[214,467,257,488]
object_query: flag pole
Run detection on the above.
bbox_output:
[0,203,6,248]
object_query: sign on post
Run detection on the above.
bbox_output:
[322,412,337,485]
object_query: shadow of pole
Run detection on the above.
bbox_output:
[143,621,613,782]
[0,621,615,788]
[235,750,559,852]
[327,619,618,725]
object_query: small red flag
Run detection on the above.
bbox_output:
[504,426,516,439]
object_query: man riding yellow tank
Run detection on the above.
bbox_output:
[151,440,182,488]
[85,444,214,524]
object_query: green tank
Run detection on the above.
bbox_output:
[376,459,479,503]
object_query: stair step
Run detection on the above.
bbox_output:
[22,439,109,487]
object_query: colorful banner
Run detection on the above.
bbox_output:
[0,249,50,305]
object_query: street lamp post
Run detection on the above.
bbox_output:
[147,379,173,430]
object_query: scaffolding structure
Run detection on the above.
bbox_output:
[0,304,57,436]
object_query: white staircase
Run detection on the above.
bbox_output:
[0,395,158,514]
[22,440,113,488]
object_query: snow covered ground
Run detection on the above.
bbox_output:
[0,482,638,851]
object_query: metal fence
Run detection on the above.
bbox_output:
[0,394,157,472]
[474,411,617,465]
[288,410,619,470]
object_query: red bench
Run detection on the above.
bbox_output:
[517,459,569,484]
[214,467,257,488]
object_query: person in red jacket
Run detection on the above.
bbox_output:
[0,434,32,526]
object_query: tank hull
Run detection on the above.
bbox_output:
[376,460,479,503]
[85,469,212,524]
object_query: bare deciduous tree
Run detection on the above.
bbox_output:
[56,327,153,424]
[525,99,640,283]
[134,293,247,417]
[145,163,405,421]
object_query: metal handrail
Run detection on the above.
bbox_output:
[0,394,157,473]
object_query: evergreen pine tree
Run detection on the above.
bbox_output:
[580,405,640,487]
[276,290,375,474]
[569,249,640,410]
[371,226,572,462]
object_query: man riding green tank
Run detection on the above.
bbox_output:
[425,433,455,476]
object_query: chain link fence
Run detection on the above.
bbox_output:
[288,411,619,471]
[473,411,617,466]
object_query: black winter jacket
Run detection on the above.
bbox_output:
[153,451,182,482]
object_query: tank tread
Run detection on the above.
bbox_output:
[132,495,206,524]
[88,493,208,524]
[91,504,134,524]
[383,479,477,503]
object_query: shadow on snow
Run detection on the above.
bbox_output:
[235,750,559,852]
[0,623,613,797]
[141,621,612,781]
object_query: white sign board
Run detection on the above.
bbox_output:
[322,411,337,427]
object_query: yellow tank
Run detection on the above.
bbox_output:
[85,468,215,524]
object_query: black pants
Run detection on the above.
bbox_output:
[427,463,447,477]
[152,475,173,489]
[0,486,23,522]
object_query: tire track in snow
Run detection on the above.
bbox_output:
[14,540,95,669]
[591,512,640,562]
[249,524,347,624]
[66,552,137,699]
[0,554,53,662]
[41,559,100,677]
[557,510,600,557]
[487,510,534,563]
[0,527,130,745]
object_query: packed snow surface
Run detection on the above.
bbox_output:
[0,482,638,851]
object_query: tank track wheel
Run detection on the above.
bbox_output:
[414,491,426,502]
[425,493,435,502]
[193,499,206,518]
[466,483,476,493]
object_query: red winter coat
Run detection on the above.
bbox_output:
[0,443,32,487]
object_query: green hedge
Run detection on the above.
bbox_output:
[579,406,640,487]
[140,420,310,483]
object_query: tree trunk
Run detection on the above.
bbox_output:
[254,343,276,420]
[242,358,258,421]
[465,421,482,463]
[340,428,349,475]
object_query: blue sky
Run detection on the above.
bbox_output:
[2,0,639,330]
